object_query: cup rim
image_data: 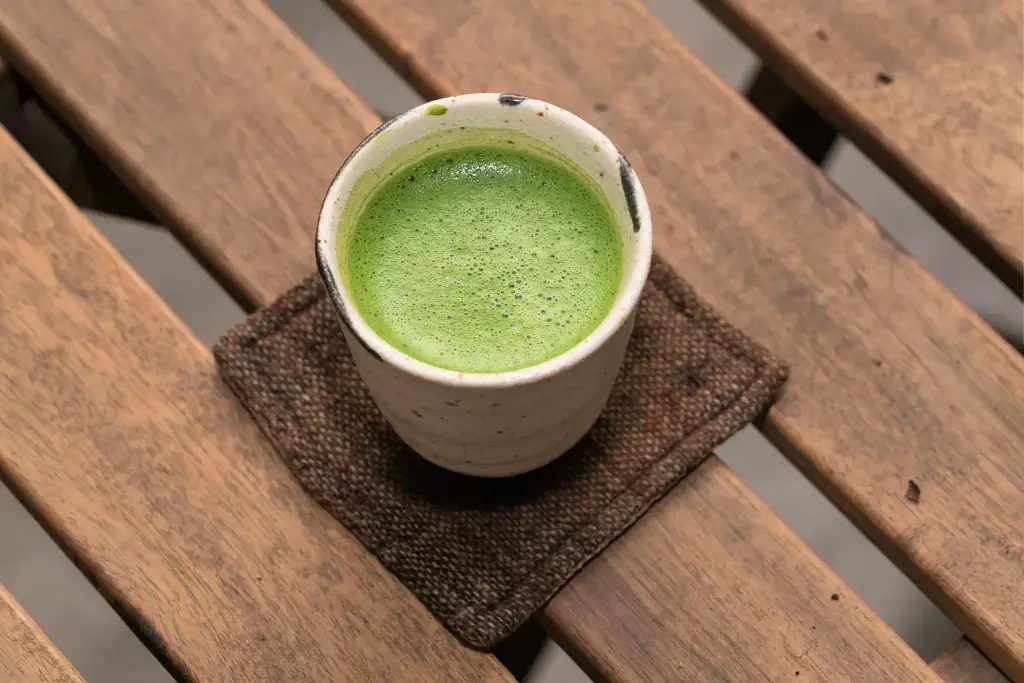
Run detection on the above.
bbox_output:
[315,93,653,389]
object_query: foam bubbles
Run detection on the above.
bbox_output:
[347,145,621,373]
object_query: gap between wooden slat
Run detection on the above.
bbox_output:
[0,124,513,683]
[932,638,1011,683]
[0,584,86,683]
[0,1,991,679]
[320,0,1024,675]
[693,0,1024,296]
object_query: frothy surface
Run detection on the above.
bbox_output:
[347,145,621,373]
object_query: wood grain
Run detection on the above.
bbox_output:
[0,585,86,683]
[545,458,938,682]
[698,0,1024,294]
[0,0,1012,680]
[0,5,929,683]
[0,0,380,309]
[324,0,1024,675]
[933,639,1010,683]
[0,129,512,682]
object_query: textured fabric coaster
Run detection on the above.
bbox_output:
[213,256,786,648]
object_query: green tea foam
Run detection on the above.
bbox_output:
[346,144,621,373]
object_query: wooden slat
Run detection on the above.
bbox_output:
[0,0,380,309]
[0,2,947,682]
[933,639,1010,683]
[544,458,937,682]
[699,0,1024,294]
[0,128,511,682]
[0,585,86,683]
[325,0,1024,675]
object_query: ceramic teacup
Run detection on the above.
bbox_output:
[316,93,652,476]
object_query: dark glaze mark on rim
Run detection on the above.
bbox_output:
[315,114,406,363]
[498,93,528,107]
[618,151,642,234]
[316,248,383,362]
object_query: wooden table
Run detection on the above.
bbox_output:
[0,1,1019,681]
[0,585,86,683]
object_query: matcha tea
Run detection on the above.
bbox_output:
[346,144,621,373]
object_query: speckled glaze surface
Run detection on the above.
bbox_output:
[316,93,652,476]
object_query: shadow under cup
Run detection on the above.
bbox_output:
[316,93,652,477]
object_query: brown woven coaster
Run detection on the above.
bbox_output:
[213,256,786,648]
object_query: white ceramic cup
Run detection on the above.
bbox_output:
[316,93,652,477]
